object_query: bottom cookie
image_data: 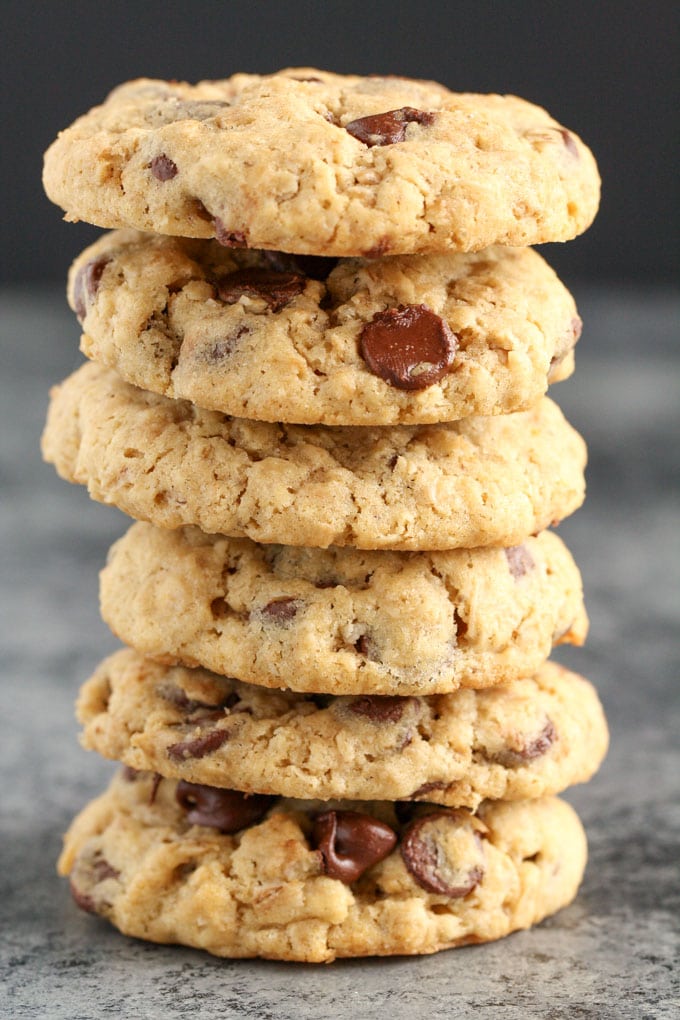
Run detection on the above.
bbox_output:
[59,771,586,962]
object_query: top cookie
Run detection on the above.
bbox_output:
[43,69,600,256]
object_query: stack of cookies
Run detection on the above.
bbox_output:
[41,69,606,962]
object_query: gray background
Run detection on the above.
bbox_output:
[1,3,679,1017]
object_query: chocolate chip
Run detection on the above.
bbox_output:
[70,882,97,914]
[410,780,449,799]
[559,129,579,158]
[260,250,339,282]
[121,765,140,782]
[150,154,178,180]
[490,718,557,768]
[312,810,397,883]
[157,681,238,715]
[314,577,340,589]
[208,325,250,361]
[354,633,376,659]
[175,781,274,833]
[217,268,306,312]
[213,220,247,247]
[360,305,456,390]
[192,198,213,223]
[258,597,302,625]
[401,811,485,897]
[345,107,435,146]
[72,257,110,322]
[289,75,323,83]
[348,696,408,723]
[91,856,120,883]
[504,544,535,579]
[167,727,231,762]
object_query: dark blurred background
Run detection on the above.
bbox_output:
[1,0,677,289]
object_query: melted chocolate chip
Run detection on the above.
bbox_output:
[314,577,340,589]
[348,695,407,724]
[175,781,274,833]
[70,882,97,914]
[312,810,397,883]
[73,257,111,322]
[258,597,302,625]
[213,220,247,247]
[504,544,535,579]
[260,250,338,282]
[167,727,231,762]
[345,107,435,146]
[157,681,237,715]
[410,780,449,799]
[360,305,456,390]
[217,268,306,312]
[490,718,557,768]
[91,856,120,883]
[208,325,250,361]
[121,765,140,782]
[150,154,178,180]
[401,811,485,897]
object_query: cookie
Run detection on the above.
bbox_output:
[43,70,600,257]
[59,770,587,961]
[78,650,608,807]
[42,363,586,550]
[100,524,587,695]
[70,230,580,426]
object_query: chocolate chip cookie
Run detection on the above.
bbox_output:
[42,363,587,550]
[70,230,580,425]
[100,524,587,694]
[77,651,608,806]
[59,769,587,961]
[43,70,600,256]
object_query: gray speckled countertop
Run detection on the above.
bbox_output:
[1,286,678,1019]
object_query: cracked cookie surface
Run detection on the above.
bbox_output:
[78,651,608,806]
[70,230,579,425]
[42,363,586,550]
[43,70,599,257]
[59,771,587,961]
[100,524,587,694]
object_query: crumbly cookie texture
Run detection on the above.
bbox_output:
[70,230,579,426]
[78,651,608,807]
[43,70,600,257]
[58,771,587,961]
[101,524,587,695]
[42,363,586,550]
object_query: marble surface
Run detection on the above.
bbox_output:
[1,286,678,1019]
